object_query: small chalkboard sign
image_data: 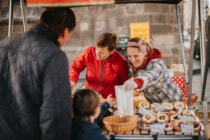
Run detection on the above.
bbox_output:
[150,123,164,133]
[181,124,194,133]
[155,105,165,112]
[138,108,150,115]
[180,115,194,122]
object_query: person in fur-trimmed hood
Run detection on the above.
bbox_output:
[123,37,182,103]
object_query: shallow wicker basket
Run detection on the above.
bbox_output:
[103,115,139,133]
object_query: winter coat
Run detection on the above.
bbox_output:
[0,25,72,140]
[133,48,182,103]
[69,46,129,98]
[71,118,107,140]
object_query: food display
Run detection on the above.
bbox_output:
[173,101,185,110]
[156,112,169,123]
[161,102,173,111]
[164,122,173,131]
[138,101,150,109]
[137,101,202,134]
[133,90,148,108]
[142,113,156,123]
[103,90,202,138]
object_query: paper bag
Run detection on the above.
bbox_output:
[115,85,133,117]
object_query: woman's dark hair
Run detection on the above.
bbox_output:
[96,33,118,52]
[73,89,99,120]
[39,7,76,38]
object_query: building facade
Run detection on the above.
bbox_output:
[0,0,198,67]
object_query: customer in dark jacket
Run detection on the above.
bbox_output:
[0,8,76,140]
[72,88,108,140]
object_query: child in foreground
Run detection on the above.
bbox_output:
[72,88,114,140]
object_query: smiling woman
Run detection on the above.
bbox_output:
[123,37,182,103]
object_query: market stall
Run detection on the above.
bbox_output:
[8,0,209,139]
[102,100,204,140]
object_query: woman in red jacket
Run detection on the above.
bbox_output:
[69,33,129,98]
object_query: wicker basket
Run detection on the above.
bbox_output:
[103,115,139,133]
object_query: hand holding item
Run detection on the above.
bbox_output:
[123,79,138,90]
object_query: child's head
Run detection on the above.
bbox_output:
[73,88,100,122]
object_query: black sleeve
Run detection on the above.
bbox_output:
[40,51,72,140]
[95,102,112,128]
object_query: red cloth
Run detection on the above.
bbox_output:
[171,76,188,97]
[172,76,198,106]
[134,78,144,89]
[69,46,129,98]
[27,0,114,7]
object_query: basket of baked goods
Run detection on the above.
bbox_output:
[137,101,203,135]
[103,115,139,133]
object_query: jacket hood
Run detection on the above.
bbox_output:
[130,48,162,70]
[146,48,162,63]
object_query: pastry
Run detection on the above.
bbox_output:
[182,93,198,107]
[161,102,174,111]
[170,114,180,122]
[156,113,169,123]
[142,113,156,124]
[133,91,148,108]
[188,121,201,132]
[133,90,140,96]
[150,103,160,109]
[166,110,176,116]
[172,120,183,131]
[138,101,150,109]
[174,101,185,110]
[181,109,192,116]
[164,122,173,131]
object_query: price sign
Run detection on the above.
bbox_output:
[138,108,150,115]
[155,105,165,112]
[150,123,164,133]
[181,124,194,133]
[130,22,150,39]
[180,115,194,122]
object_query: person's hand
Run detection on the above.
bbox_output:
[106,94,116,107]
[99,94,106,104]
[70,81,76,88]
[123,79,138,90]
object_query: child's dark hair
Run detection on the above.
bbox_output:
[73,89,99,120]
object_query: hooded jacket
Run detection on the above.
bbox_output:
[0,25,72,140]
[69,46,129,98]
[132,48,182,103]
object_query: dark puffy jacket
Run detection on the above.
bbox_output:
[0,25,72,140]
[72,118,107,140]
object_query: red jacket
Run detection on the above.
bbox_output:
[69,46,129,98]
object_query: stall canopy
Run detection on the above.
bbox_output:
[115,0,182,4]
[26,0,182,7]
